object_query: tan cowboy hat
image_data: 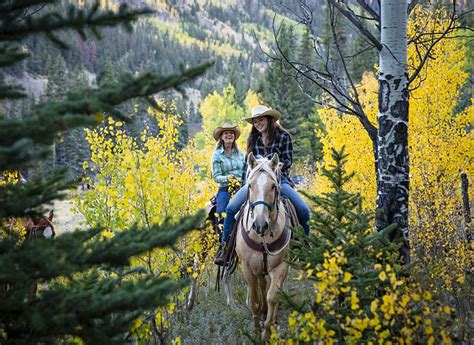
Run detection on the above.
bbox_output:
[213,123,241,141]
[245,105,281,124]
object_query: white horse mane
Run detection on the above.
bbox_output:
[246,156,280,183]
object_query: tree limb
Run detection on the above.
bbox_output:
[327,0,382,50]
[355,0,380,22]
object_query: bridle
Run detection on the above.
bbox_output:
[246,161,281,237]
[242,160,291,263]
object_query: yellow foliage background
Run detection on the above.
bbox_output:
[74,102,216,339]
[312,10,473,290]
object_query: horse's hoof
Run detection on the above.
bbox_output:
[227,300,237,311]
[262,329,271,342]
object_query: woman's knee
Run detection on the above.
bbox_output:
[225,201,241,219]
[225,186,247,215]
[281,185,310,220]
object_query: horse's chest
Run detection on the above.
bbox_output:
[236,236,286,275]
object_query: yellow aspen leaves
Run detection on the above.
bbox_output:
[75,100,217,339]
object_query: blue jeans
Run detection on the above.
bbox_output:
[221,179,310,244]
[216,187,231,215]
[215,187,231,237]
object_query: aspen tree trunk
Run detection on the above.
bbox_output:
[376,0,410,261]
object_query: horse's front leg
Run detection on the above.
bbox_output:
[263,262,288,340]
[258,275,268,317]
[242,263,260,331]
[223,267,237,310]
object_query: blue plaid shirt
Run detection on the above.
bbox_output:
[243,130,293,181]
[211,147,245,188]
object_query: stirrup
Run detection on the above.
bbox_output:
[214,246,226,266]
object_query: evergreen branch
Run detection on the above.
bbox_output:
[0,137,50,172]
[0,44,29,67]
[0,83,27,100]
[0,0,55,13]
[0,168,72,220]
[0,3,154,47]
[0,211,205,283]
[3,274,186,344]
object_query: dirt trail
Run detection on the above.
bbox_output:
[50,196,85,234]
[169,268,309,344]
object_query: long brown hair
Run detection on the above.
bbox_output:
[246,116,289,154]
[215,139,239,151]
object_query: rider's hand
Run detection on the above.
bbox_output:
[228,175,241,183]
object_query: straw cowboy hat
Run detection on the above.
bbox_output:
[213,123,241,141]
[245,105,281,124]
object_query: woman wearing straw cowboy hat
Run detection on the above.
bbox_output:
[215,105,310,265]
[211,123,245,239]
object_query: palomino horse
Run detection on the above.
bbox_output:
[232,153,291,340]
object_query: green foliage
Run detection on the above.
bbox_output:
[0,1,211,343]
[291,147,400,296]
[274,148,457,343]
[259,23,322,167]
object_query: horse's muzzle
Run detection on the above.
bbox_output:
[252,220,269,235]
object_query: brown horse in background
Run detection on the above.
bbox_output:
[8,210,56,239]
[23,210,55,238]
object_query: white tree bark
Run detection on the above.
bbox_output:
[376,0,409,260]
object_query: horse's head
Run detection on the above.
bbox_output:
[246,153,280,236]
[25,210,55,238]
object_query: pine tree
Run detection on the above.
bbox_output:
[43,54,55,101]
[290,147,401,301]
[227,57,248,106]
[97,57,116,87]
[296,28,323,169]
[260,23,323,167]
[0,1,211,343]
[260,24,301,147]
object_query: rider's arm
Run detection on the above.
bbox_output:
[279,132,293,173]
[211,153,229,184]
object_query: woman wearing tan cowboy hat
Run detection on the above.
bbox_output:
[215,105,310,265]
[211,123,245,239]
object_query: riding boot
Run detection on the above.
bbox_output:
[214,241,228,266]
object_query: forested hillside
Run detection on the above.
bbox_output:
[4,0,360,178]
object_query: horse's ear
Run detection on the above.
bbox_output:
[248,152,257,170]
[269,153,279,170]
[48,210,54,221]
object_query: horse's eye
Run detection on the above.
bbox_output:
[272,184,276,190]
